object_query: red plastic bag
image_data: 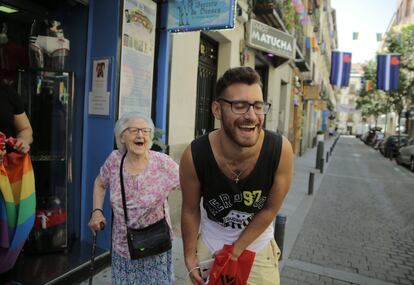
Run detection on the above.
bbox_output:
[0,131,17,153]
[208,244,255,285]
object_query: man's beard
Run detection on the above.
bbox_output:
[221,117,262,148]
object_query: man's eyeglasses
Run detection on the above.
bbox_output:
[124,127,152,136]
[217,98,271,115]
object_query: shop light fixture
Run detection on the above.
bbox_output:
[0,3,18,14]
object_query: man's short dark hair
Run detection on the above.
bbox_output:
[215,67,263,99]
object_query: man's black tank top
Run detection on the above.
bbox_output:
[191,130,283,229]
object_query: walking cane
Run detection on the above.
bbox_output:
[89,222,105,285]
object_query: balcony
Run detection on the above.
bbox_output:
[254,0,287,32]
[253,0,311,71]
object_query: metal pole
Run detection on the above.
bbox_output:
[320,158,324,173]
[316,141,324,170]
[308,172,315,195]
[326,151,329,163]
[274,214,287,260]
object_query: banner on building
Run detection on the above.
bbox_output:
[167,0,236,32]
[376,54,400,91]
[329,51,352,88]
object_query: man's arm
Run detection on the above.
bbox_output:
[13,113,33,154]
[232,136,294,258]
[180,145,204,285]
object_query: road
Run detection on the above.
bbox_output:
[281,136,414,285]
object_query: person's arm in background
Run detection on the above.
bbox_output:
[13,112,33,154]
[88,175,107,235]
[232,137,294,259]
[180,145,204,285]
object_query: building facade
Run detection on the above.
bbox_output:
[0,0,339,283]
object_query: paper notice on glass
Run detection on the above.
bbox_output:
[89,91,110,116]
[92,59,109,92]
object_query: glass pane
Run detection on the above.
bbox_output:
[19,70,70,253]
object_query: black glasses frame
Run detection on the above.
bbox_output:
[217,98,271,115]
[124,127,152,136]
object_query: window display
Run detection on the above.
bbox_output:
[18,70,73,253]
[29,20,70,71]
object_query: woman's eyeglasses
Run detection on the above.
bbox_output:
[124,127,152,136]
[217,98,271,115]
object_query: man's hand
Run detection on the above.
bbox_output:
[0,132,6,161]
[13,138,30,154]
[186,256,205,285]
[0,149,5,162]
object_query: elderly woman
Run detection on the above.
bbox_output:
[88,112,179,284]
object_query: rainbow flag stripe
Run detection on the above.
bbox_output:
[0,153,36,273]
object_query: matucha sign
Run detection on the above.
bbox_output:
[246,19,295,60]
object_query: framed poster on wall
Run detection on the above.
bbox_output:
[118,0,157,118]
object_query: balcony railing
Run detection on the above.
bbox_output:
[294,21,306,56]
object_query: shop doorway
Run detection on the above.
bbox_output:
[195,34,218,137]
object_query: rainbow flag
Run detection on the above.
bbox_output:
[376,33,382,42]
[352,32,359,40]
[0,153,36,273]
[365,80,372,92]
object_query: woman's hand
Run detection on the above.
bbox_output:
[13,138,30,154]
[88,210,106,236]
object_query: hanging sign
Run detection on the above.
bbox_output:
[167,0,236,32]
[303,85,320,100]
[246,19,296,60]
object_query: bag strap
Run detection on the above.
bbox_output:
[119,152,129,225]
[119,152,166,227]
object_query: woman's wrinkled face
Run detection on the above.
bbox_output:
[120,118,152,155]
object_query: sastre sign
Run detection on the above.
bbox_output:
[246,19,296,60]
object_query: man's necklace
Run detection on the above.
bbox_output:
[226,164,245,184]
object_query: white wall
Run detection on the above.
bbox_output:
[168,32,200,149]
[167,19,248,159]
[266,62,292,135]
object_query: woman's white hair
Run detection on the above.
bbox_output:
[114,112,155,153]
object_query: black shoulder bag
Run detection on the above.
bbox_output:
[119,153,172,259]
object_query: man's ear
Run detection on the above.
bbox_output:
[211,100,222,120]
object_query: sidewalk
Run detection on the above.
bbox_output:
[81,138,335,285]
